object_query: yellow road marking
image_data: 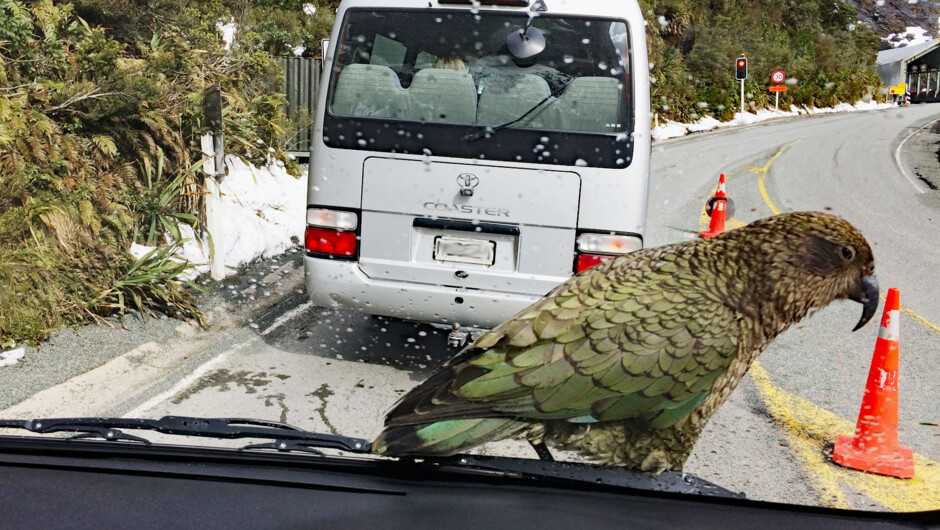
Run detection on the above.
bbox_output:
[749,362,854,510]
[704,142,940,511]
[758,174,781,215]
[751,361,940,512]
[896,301,940,336]
[751,142,940,340]
[748,140,801,215]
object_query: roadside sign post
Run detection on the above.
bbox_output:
[770,69,786,111]
[203,85,227,281]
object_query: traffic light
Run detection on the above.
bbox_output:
[735,57,748,80]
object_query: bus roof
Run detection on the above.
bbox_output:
[334,0,643,20]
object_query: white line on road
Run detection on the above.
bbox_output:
[127,301,315,416]
[126,339,254,416]
[261,301,314,336]
[892,116,940,194]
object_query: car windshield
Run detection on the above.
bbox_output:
[1,0,939,517]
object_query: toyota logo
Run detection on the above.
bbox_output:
[457,173,479,189]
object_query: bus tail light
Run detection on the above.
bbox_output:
[305,228,357,257]
[307,208,358,231]
[575,253,614,272]
[574,232,642,273]
[306,207,359,259]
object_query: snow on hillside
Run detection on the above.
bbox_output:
[884,26,933,48]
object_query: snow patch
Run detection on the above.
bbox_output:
[651,100,896,141]
[130,242,157,261]
[0,347,25,367]
[884,26,932,48]
[217,19,237,51]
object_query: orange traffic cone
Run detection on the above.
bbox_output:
[714,173,727,200]
[832,287,914,479]
[701,174,727,238]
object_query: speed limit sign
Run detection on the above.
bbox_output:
[771,69,786,84]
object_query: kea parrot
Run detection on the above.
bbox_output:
[373,212,879,472]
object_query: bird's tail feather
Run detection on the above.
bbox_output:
[373,418,527,457]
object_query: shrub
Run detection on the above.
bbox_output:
[640,0,886,122]
[0,0,331,346]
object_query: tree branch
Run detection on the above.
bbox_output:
[0,83,39,91]
[43,89,125,114]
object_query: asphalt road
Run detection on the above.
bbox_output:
[2,104,939,511]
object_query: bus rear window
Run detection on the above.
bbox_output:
[328,10,632,135]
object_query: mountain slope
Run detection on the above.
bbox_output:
[845,0,939,48]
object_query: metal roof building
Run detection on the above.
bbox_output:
[877,40,940,102]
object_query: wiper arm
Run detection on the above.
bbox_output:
[0,416,372,454]
[426,454,744,499]
[464,77,573,142]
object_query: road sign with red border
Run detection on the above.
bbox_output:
[771,69,786,84]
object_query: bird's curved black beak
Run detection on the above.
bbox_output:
[849,274,879,331]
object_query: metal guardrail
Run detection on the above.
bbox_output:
[274,56,322,157]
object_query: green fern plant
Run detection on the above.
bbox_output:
[133,150,204,246]
[91,243,206,327]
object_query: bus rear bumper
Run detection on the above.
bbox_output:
[303,255,543,328]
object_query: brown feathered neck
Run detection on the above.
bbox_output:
[691,212,874,343]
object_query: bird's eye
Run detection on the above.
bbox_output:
[841,246,855,262]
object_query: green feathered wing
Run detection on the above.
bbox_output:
[373,243,743,457]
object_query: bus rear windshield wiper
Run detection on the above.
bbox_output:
[0,416,372,455]
[463,78,573,142]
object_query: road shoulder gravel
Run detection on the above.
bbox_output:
[0,247,306,412]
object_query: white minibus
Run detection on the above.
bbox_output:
[305,0,651,337]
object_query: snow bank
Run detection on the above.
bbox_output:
[131,156,307,280]
[651,100,895,142]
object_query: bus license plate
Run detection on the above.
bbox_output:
[433,236,495,266]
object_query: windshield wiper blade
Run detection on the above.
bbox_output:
[0,416,372,454]
[463,77,573,142]
[425,454,744,498]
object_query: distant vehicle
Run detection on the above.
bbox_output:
[304,0,651,331]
